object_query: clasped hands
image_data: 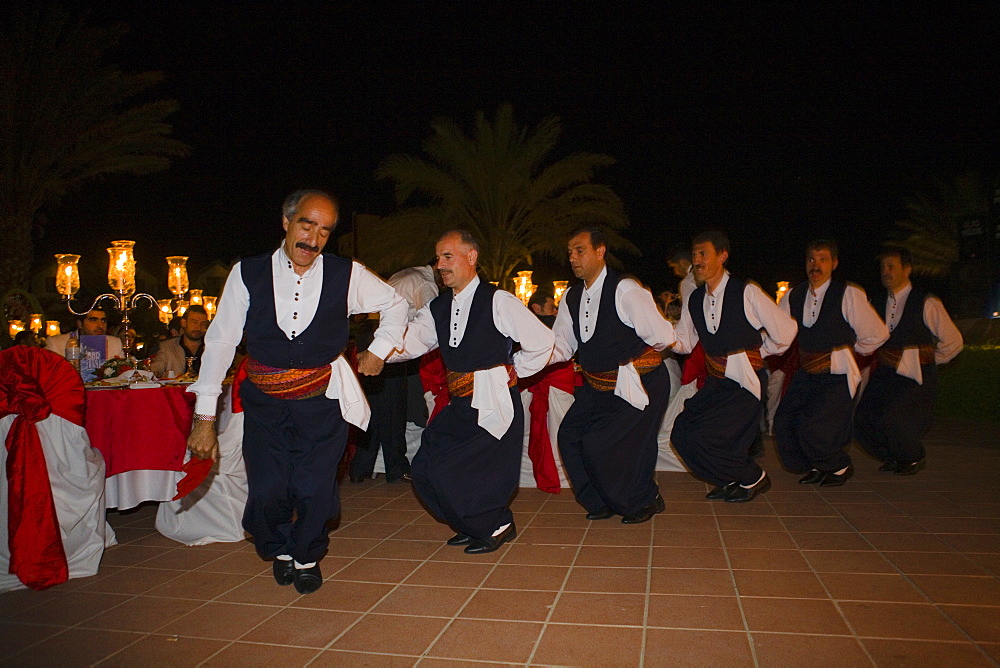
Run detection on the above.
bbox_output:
[356,350,386,376]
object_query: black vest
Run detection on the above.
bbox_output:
[788,280,856,352]
[689,276,761,357]
[429,280,512,372]
[241,251,351,368]
[564,269,648,372]
[875,286,934,351]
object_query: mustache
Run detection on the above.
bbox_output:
[295,241,320,253]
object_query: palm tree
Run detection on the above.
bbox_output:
[889,171,996,276]
[0,4,189,296]
[375,104,633,285]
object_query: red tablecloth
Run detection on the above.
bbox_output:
[84,386,195,476]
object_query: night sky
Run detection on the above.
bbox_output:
[32,2,1000,298]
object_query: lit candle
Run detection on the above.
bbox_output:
[203,295,217,320]
[46,321,61,337]
[29,314,43,333]
[552,280,568,306]
[8,320,25,339]
[54,254,81,297]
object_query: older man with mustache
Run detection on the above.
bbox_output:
[773,240,888,487]
[187,189,407,594]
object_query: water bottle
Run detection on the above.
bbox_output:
[65,331,82,371]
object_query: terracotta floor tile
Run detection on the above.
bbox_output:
[157,601,280,640]
[751,632,870,667]
[82,595,205,633]
[482,564,568,591]
[203,642,320,666]
[838,601,967,641]
[802,549,895,573]
[862,638,992,667]
[0,622,64,655]
[405,561,493,588]
[459,588,557,622]
[138,547,229,571]
[818,572,925,603]
[781,516,856,532]
[145,571,250,600]
[643,629,753,666]
[371,585,473,617]
[652,546,728,569]
[659,501,716,515]
[908,574,1000,605]
[239,607,360,647]
[7,628,142,666]
[791,531,875,551]
[742,597,850,634]
[290,580,394,612]
[11,591,131,626]
[195,549,273,575]
[391,522,456,542]
[727,548,811,571]
[324,537,377,557]
[516,527,586,545]
[582,526,654,546]
[652,529,723,547]
[733,570,827,599]
[331,613,448,654]
[332,558,422,584]
[844,515,928,533]
[532,624,643,666]
[940,604,1000,642]
[77,566,184,595]
[526,512,592,528]
[650,568,735,596]
[312,650,418,666]
[939,533,1000,553]
[330,522,404,541]
[653,513,719,531]
[917,517,1000,534]
[564,566,649,593]
[713,500,778,516]
[98,544,164,567]
[428,619,542,663]
[574,545,650,568]
[97,634,228,666]
[861,532,955,552]
[646,594,744,630]
[885,551,989,576]
[216,575,309,606]
[982,642,1000,664]
[721,530,798,550]
[769,502,838,518]
[549,591,646,625]
[500,543,578,566]
[716,515,786,532]
[356,508,425,525]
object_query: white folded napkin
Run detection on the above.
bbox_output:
[727,351,762,399]
[327,356,371,430]
[896,348,924,385]
[128,381,161,390]
[471,366,515,439]
[614,362,649,410]
[830,347,862,398]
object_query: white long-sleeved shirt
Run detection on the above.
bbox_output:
[550,266,675,409]
[390,275,553,438]
[779,279,889,396]
[883,282,963,384]
[388,265,439,321]
[189,247,408,419]
[673,271,798,398]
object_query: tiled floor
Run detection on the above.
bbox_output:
[2,418,999,666]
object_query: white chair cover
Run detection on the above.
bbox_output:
[657,380,696,472]
[0,414,116,593]
[155,394,248,546]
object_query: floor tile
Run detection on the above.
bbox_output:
[564,566,649,593]
[331,613,448,655]
[144,571,250,600]
[77,566,184,595]
[96,634,227,666]
[500,543,578,566]
[532,624,643,666]
[801,550,894,573]
[838,601,967,641]
[215,575,307,605]
[862,638,992,667]
[645,628,754,666]
[549,591,646,625]
[652,529,723,547]
[82,595,205,633]
[482,564,568,591]
[650,568,735,596]
[6,628,142,666]
[646,594,744,630]
[371,585,473,617]
[516,527,586,545]
[733,570,827,599]
[331,558,422,584]
[752,632,870,667]
[574,546,650,567]
[459,588,557,622]
[884,551,989,576]
[203,642,320,666]
[791,531,874,551]
[156,601,280,640]
[427,619,542,663]
[405,561,493,587]
[721,530,798,550]
[741,597,850,634]
[362,539,443,561]
[290,580,394,612]
[940,604,1000,642]
[239,607,360,647]
[652,546,728,569]
[11,591,131,626]
[727,548,811,571]
[312,650,418,667]
[908,574,1000,605]
[0,622,65,655]
[818,573,925,603]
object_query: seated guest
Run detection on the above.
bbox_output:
[13,330,39,347]
[45,308,124,359]
[151,305,209,378]
[528,289,558,328]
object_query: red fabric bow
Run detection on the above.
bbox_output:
[765,337,800,398]
[679,342,707,389]
[0,347,85,590]
[419,349,449,424]
[173,357,248,500]
[519,361,581,493]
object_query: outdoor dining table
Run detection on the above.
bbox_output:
[84,383,194,510]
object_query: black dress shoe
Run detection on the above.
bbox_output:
[446,532,472,546]
[706,482,739,500]
[272,559,295,586]
[293,564,323,594]
[799,470,826,485]
[586,507,615,520]
[621,493,666,524]
[820,466,853,487]
[894,459,926,476]
[464,524,516,554]
[878,460,899,473]
[725,474,771,503]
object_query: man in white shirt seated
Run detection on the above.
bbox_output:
[150,305,209,378]
[46,308,124,360]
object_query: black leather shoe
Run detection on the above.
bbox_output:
[272,559,295,586]
[878,460,899,473]
[621,493,666,524]
[293,564,323,594]
[894,459,926,476]
[799,470,826,485]
[586,507,615,520]
[446,532,472,546]
[464,524,516,554]
[706,482,739,500]
[820,466,853,487]
[725,474,771,503]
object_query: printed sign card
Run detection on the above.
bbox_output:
[79,334,109,382]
